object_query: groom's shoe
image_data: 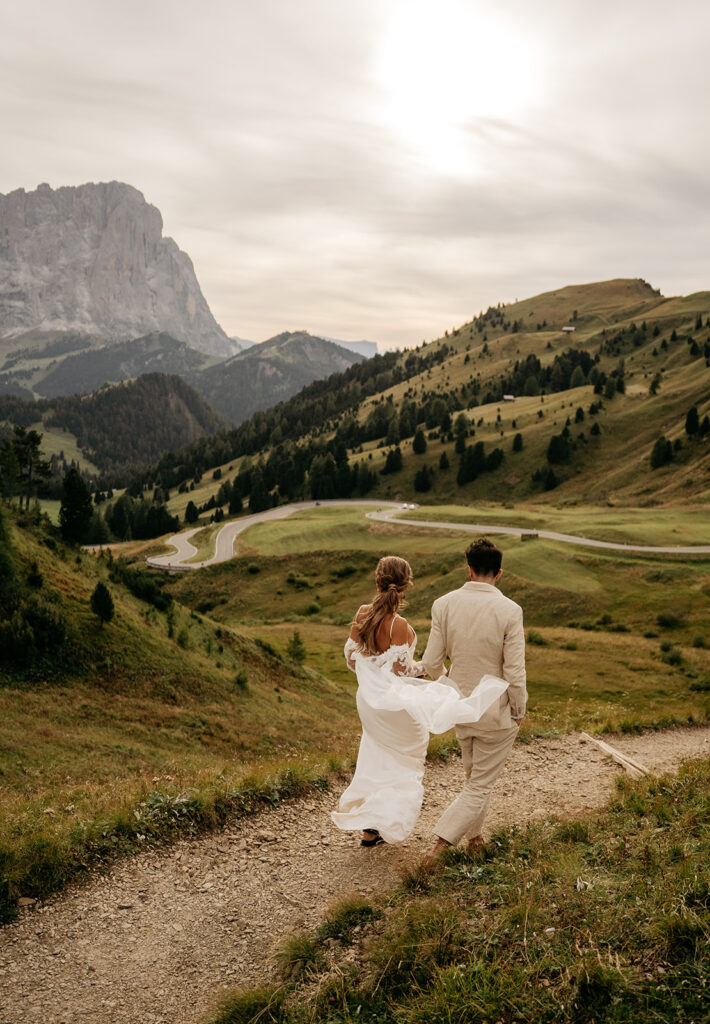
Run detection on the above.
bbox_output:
[421,837,451,871]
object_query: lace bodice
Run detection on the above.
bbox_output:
[344,633,421,677]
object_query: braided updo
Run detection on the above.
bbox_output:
[355,555,413,656]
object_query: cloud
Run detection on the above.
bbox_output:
[0,0,708,346]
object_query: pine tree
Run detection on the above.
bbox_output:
[8,427,50,510]
[650,436,673,469]
[90,582,114,628]
[59,468,94,543]
[685,406,700,436]
[414,466,432,492]
[185,500,199,524]
[287,629,306,664]
[412,429,427,454]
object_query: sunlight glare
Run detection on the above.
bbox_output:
[375,1,537,175]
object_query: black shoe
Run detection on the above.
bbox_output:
[361,829,385,847]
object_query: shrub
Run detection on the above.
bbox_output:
[90,582,114,629]
[650,436,673,469]
[692,634,706,648]
[332,563,357,578]
[286,630,306,664]
[26,561,43,588]
[246,563,261,574]
[527,629,547,646]
[657,612,682,628]
[176,627,190,649]
[305,601,320,615]
[287,570,311,589]
[110,562,172,611]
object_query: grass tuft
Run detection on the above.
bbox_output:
[210,986,285,1024]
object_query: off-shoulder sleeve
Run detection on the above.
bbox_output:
[344,637,359,673]
[388,645,426,678]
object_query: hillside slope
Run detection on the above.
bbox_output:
[189,330,365,423]
[0,506,357,921]
[0,374,229,482]
[143,278,710,512]
[33,332,214,398]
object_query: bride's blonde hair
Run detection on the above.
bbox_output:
[355,555,413,656]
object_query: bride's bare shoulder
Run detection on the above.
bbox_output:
[391,615,414,646]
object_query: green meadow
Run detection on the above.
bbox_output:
[167,504,710,737]
[2,501,708,921]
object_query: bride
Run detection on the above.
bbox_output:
[331,555,507,846]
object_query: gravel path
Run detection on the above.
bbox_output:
[1,726,708,1024]
[146,502,710,572]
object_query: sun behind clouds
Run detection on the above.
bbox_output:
[374,0,539,176]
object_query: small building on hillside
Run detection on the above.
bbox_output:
[562,325,576,333]
[503,394,516,402]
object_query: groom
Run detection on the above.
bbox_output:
[420,537,527,865]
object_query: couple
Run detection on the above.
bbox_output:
[331,538,527,866]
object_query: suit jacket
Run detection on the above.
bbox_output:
[420,581,527,733]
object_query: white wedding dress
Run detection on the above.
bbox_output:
[331,623,508,844]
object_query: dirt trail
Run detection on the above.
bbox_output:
[1,726,708,1024]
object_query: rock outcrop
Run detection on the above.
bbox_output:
[0,181,234,357]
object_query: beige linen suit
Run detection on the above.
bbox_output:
[420,581,527,844]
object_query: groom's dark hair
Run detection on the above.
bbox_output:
[466,538,502,576]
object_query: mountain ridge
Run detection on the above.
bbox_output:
[0,181,235,358]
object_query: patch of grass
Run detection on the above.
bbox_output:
[0,759,345,925]
[210,986,285,1024]
[209,758,710,1024]
[275,933,327,980]
[315,895,379,944]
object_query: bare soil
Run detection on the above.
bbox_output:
[1,725,708,1024]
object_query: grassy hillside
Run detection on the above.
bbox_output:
[144,279,710,522]
[0,507,359,921]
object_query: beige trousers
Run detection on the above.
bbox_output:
[434,723,519,845]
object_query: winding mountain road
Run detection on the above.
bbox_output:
[146,500,710,571]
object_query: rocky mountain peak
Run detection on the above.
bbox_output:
[0,181,235,357]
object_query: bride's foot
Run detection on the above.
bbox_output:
[420,836,451,871]
[361,829,384,848]
[466,834,485,853]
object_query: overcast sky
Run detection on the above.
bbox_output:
[1,0,709,347]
